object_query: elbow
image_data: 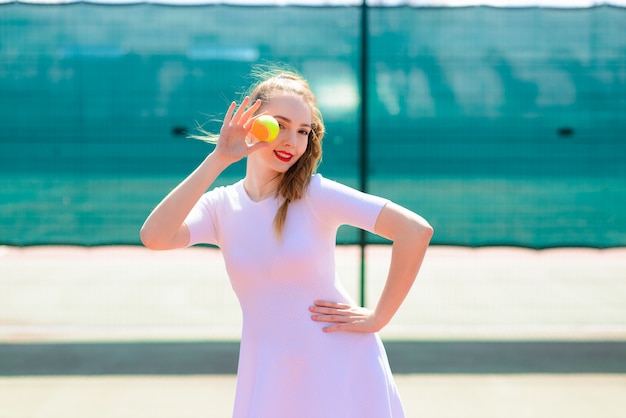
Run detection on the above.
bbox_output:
[139,226,157,250]
[140,225,167,251]
[375,202,433,246]
[422,221,434,241]
[390,216,433,251]
[403,215,433,250]
[415,219,434,246]
[140,222,188,251]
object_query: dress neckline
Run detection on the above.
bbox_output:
[238,180,279,205]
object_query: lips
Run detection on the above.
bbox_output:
[274,150,293,162]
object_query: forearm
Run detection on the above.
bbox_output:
[371,203,433,330]
[140,151,229,249]
[373,229,431,329]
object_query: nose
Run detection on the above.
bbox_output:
[281,129,297,147]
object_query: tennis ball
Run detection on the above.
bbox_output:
[251,115,280,142]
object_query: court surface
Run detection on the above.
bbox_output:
[1,245,625,417]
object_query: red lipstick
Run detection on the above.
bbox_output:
[274,150,293,162]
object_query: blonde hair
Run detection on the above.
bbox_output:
[246,67,324,239]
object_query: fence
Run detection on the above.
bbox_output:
[1,3,625,247]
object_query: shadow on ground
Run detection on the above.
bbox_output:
[2,341,626,376]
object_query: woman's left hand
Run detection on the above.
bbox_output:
[309,300,383,333]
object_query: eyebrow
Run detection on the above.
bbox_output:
[274,115,312,128]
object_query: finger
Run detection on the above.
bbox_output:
[311,313,350,323]
[245,140,270,155]
[323,320,374,333]
[309,305,341,316]
[322,324,342,333]
[244,113,263,130]
[241,99,262,127]
[223,101,237,125]
[247,109,270,127]
[313,300,352,309]
[231,96,251,124]
[322,323,358,333]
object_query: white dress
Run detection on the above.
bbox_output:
[185,174,405,418]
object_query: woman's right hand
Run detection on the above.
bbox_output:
[141,96,268,251]
[213,96,269,165]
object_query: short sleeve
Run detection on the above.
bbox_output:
[307,174,389,233]
[184,189,221,247]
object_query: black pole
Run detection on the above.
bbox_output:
[359,0,369,307]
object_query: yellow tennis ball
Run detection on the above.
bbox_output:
[251,115,280,142]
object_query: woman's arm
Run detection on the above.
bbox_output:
[310,201,433,333]
[139,152,230,250]
[140,97,267,250]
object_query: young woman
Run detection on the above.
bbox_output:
[140,68,433,417]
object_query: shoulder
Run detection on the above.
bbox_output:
[307,173,387,205]
[304,173,389,230]
[201,180,241,201]
[194,181,243,214]
[307,173,355,198]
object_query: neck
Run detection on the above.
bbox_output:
[243,171,282,202]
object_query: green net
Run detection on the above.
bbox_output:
[1,4,625,247]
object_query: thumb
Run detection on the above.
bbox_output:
[246,140,271,155]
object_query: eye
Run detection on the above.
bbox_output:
[299,129,311,136]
